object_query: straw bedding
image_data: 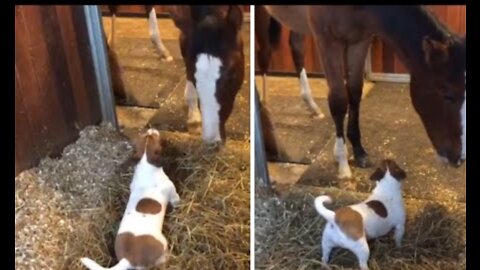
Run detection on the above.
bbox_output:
[255,183,465,270]
[15,123,250,270]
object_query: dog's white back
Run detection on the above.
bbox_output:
[350,170,405,239]
[81,129,180,270]
[315,159,407,270]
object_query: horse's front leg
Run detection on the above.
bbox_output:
[313,35,352,179]
[289,31,324,119]
[146,6,173,61]
[346,39,372,168]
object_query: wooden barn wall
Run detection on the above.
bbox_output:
[255,5,466,75]
[15,5,102,176]
[100,5,250,16]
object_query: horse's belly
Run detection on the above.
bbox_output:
[263,5,311,34]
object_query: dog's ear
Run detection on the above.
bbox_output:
[369,167,385,181]
[131,133,147,160]
[370,160,388,181]
[386,160,407,181]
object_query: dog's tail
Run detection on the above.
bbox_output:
[314,195,336,223]
[80,257,131,270]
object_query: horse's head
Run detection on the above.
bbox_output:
[412,35,465,166]
[172,6,245,144]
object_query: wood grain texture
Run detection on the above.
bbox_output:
[15,5,102,176]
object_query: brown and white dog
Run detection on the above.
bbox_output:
[80,128,181,270]
[314,159,407,270]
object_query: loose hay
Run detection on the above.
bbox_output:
[255,184,465,270]
[15,123,250,270]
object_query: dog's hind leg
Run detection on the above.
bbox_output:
[321,228,334,264]
[350,238,370,270]
[394,223,405,248]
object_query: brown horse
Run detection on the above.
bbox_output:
[255,5,324,118]
[168,6,245,144]
[106,5,173,61]
[263,6,465,179]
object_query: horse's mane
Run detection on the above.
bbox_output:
[366,5,459,42]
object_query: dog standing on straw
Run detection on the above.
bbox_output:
[80,128,181,270]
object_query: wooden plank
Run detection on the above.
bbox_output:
[382,42,395,73]
[55,6,90,128]
[15,66,40,175]
[15,6,51,157]
[371,38,383,73]
[21,6,76,154]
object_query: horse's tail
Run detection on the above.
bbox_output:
[268,17,282,49]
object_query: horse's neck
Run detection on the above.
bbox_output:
[368,6,452,74]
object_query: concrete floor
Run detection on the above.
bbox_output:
[264,77,466,204]
[105,17,250,142]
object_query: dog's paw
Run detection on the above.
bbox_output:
[171,199,181,208]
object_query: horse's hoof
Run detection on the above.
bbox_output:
[355,155,371,168]
[313,111,326,120]
[163,55,174,62]
[204,141,224,152]
[338,164,353,179]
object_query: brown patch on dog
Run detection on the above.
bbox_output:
[136,198,162,214]
[334,207,364,241]
[115,232,165,267]
[370,159,407,181]
[366,200,388,218]
[132,131,167,165]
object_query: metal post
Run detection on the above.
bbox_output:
[84,5,118,129]
[254,86,272,188]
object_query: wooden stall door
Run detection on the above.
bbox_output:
[15,5,102,176]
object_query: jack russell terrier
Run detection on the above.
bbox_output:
[81,128,181,270]
[315,159,407,270]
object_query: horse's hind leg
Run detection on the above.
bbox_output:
[313,35,352,179]
[185,80,202,135]
[146,5,173,61]
[107,5,117,47]
[345,39,372,168]
[289,31,324,119]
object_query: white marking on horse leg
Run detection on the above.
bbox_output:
[148,8,173,61]
[299,68,325,119]
[461,72,466,160]
[334,137,352,179]
[147,128,160,136]
[109,14,116,47]
[185,80,202,125]
[194,54,222,144]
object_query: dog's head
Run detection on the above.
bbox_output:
[132,128,167,166]
[369,159,407,183]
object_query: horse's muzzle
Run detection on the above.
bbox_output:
[437,152,465,168]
